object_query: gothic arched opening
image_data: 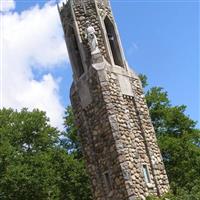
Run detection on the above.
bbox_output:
[104,17,124,67]
[66,25,84,78]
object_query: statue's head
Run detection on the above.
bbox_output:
[86,21,90,27]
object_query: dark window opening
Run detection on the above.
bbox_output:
[103,171,112,192]
[104,16,124,67]
[142,164,151,184]
[66,26,84,78]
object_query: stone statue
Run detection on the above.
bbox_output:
[85,21,100,55]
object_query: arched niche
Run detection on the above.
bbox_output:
[66,25,84,78]
[104,16,124,67]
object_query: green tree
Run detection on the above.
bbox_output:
[139,74,200,199]
[63,106,92,199]
[62,106,82,158]
[1,74,199,200]
[63,75,200,199]
[0,108,92,200]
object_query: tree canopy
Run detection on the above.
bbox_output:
[139,75,200,199]
[0,108,91,200]
[0,75,199,199]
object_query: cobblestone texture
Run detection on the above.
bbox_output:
[59,0,170,199]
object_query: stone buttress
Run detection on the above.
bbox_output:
[58,0,170,199]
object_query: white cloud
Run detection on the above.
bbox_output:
[1,1,69,129]
[0,0,16,12]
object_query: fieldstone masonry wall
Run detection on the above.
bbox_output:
[59,0,170,199]
[70,61,169,199]
[71,65,129,200]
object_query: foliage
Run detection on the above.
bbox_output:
[140,74,200,199]
[62,106,82,158]
[0,74,199,199]
[0,108,91,200]
[146,192,175,200]
[138,74,148,88]
[63,106,92,198]
[63,75,200,199]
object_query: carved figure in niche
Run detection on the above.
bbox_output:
[85,21,100,55]
[108,33,114,41]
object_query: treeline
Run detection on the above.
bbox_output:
[0,75,199,199]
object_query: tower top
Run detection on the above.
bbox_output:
[57,0,110,10]
[58,0,128,81]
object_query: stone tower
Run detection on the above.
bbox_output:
[58,0,169,199]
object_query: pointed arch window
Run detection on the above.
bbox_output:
[104,16,124,67]
[66,25,84,78]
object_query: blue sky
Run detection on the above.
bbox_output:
[111,1,199,127]
[1,0,199,128]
